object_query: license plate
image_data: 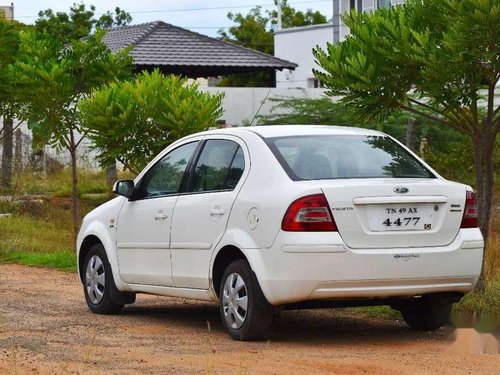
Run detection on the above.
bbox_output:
[367,204,434,231]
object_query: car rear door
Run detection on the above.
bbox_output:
[170,136,248,289]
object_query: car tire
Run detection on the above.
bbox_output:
[219,259,274,341]
[399,295,452,331]
[83,244,129,315]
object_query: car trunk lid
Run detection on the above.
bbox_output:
[321,178,466,248]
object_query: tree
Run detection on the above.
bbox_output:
[9,30,132,235]
[259,97,359,126]
[79,70,224,175]
[313,0,499,290]
[219,0,326,86]
[269,2,328,29]
[35,2,131,43]
[35,3,132,186]
[0,15,23,188]
[259,96,466,152]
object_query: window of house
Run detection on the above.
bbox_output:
[377,0,391,9]
[307,78,324,88]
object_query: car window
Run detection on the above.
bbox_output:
[189,140,245,193]
[224,147,245,189]
[269,135,434,180]
[138,142,198,199]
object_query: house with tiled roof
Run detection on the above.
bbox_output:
[102,21,297,78]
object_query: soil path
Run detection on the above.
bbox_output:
[0,264,498,374]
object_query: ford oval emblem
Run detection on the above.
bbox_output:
[394,186,409,194]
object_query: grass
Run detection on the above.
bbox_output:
[0,169,113,271]
[348,306,402,320]
[0,214,72,253]
[0,169,111,196]
[0,250,76,271]
[0,211,76,271]
[454,277,500,314]
[454,187,500,315]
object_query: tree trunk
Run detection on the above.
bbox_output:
[1,117,13,188]
[14,128,22,174]
[406,118,417,152]
[69,132,80,238]
[471,131,495,292]
[106,161,117,186]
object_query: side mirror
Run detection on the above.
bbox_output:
[112,180,134,199]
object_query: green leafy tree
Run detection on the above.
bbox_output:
[269,2,328,29]
[36,2,131,43]
[9,30,132,235]
[259,95,479,178]
[79,70,224,175]
[219,0,326,86]
[259,96,466,149]
[313,0,500,290]
[259,97,359,126]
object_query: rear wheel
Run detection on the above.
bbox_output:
[83,244,128,314]
[399,295,452,331]
[219,260,274,341]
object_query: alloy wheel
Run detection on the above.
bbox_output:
[85,255,105,304]
[222,273,248,329]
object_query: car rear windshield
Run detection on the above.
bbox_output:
[267,135,435,180]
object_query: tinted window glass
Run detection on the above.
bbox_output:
[269,135,434,180]
[190,140,244,192]
[225,147,245,189]
[138,142,198,198]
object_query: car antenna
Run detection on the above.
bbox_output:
[248,89,271,126]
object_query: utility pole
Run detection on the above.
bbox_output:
[277,0,282,29]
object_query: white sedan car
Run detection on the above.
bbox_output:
[77,125,483,340]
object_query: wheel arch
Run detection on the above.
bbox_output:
[211,245,248,298]
[78,235,102,282]
[77,221,130,292]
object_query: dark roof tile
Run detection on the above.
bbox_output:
[103,21,297,75]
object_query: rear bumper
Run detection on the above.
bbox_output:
[245,228,483,305]
[311,276,474,299]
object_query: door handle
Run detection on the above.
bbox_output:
[209,208,226,216]
[154,213,168,220]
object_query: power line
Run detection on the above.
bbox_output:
[14,0,332,20]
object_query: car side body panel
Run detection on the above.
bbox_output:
[77,196,132,292]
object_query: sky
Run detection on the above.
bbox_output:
[8,0,335,37]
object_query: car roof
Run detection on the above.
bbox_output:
[200,125,385,138]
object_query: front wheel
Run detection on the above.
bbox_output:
[399,295,452,331]
[219,260,274,341]
[83,244,125,315]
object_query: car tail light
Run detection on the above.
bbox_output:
[282,193,337,231]
[460,190,479,228]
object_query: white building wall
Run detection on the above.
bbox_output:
[275,0,406,89]
[1,88,331,170]
[0,4,14,20]
[199,87,328,126]
[3,86,499,171]
[275,24,338,89]
[0,118,102,170]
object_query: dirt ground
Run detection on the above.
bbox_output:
[0,264,498,374]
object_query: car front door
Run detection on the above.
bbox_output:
[170,137,248,289]
[116,141,199,286]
